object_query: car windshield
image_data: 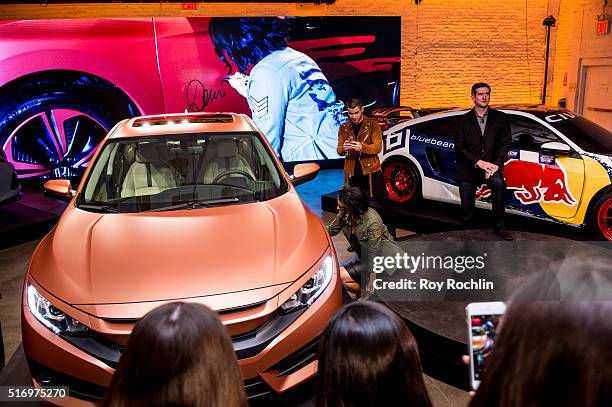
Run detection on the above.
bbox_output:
[546,115,612,155]
[77,132,287,213]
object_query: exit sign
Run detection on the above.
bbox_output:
[596,15,609,35]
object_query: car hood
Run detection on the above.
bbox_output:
[29,190,329,306]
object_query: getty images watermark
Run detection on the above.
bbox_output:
[371,252,493,292]
[361,240,612,302]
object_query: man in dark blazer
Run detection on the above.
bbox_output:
[455,83,513,240]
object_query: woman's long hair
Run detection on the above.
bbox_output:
[470,300,612,407]
[338,186,369,219]
[209,17,289,74]
[104,302,247,407]
[471,257,612,407]
[316,301,432,407]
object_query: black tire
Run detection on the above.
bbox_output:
[382,158,422,205]
[0,72,139,182]
[588,190,612,241]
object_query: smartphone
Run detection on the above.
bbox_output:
[465,301,506,390]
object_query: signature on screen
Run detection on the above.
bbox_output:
[186,79,226,111]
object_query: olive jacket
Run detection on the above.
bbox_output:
[326,208,402,275]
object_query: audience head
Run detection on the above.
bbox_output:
[316,301,432,407]
[470,258,612,407]
[104,302,246,407]
[338,186,369,218]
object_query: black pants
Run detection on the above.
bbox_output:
[349,171,397,237]
[349,171,385,201]
[459,171,506,229]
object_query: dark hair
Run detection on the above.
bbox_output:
[209,17,289,74]
[316,302,432,407]
[345,98,363,109]
[470,301,612,407]
[470,262,612,407]
[338,186,369,218]
[104,302,247,407]
[471,82,491,96]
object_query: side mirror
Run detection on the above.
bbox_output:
[289,163,320,186]
[43,179,75,201]
[541,141,571,155]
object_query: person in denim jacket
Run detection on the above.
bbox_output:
[209,17,345,162]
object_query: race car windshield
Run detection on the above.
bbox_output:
[77,132,288,213]
[548,115,612,155]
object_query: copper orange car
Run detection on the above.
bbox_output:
[22,112,342,405]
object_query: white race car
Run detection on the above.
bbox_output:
[380,105,612,240]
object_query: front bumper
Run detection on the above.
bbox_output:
[22,267,342,405]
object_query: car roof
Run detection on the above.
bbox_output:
[385,104,576,135]
[440,104,567,117]
[108,112,258,139]
[401,104,567,123]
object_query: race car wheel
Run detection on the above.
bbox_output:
[383,160,420,203]
[593,192,612,241]
[0,72,139,181]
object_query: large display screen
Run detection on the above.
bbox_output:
[0,17,400,179]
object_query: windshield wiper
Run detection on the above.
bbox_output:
[77,204,126,213]
[196,183,255,195]
[144,197,241,212]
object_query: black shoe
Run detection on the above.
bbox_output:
[494,228,514,241]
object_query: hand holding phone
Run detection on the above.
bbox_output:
[466,302,506,390]
[344,135,355,154]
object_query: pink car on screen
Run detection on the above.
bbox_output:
[0,18,249,180]
[0,17,400,178]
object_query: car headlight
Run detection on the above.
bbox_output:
[26,284,89,336]
[279,254,334,314]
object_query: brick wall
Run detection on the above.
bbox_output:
[550,0,612,111]
[1,0,606,110]
[408,0,558,107]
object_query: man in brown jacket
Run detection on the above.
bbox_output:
[337,98,384,197]
[337,98,396,237]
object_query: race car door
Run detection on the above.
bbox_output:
[503,114,585,220]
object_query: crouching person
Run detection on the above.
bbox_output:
[326,186,402,297]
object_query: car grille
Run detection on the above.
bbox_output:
[28,340,317,403]
[59,308,307,367]
[98,300,268,325]
[266,338,319,377]
[244,376,274,400]
[32,308,316,402]
[30,358,281,401]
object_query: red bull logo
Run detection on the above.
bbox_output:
[476,159,577,206]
